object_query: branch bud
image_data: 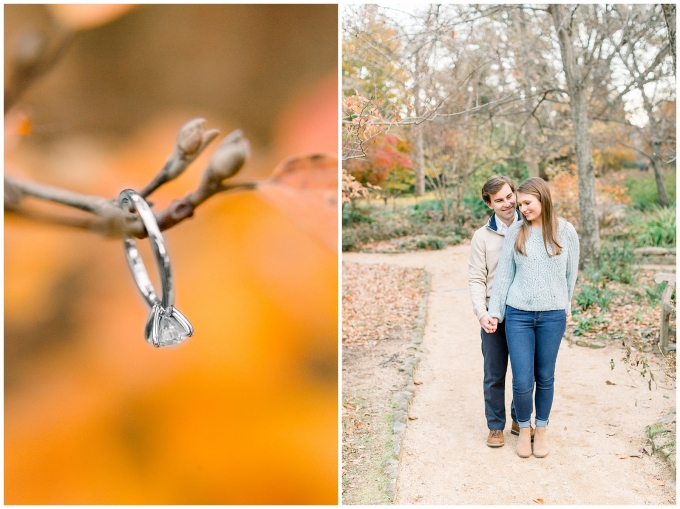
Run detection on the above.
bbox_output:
[205,130,249,182]
[174,118,220,163]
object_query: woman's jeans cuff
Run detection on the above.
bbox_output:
[517,420,532,429]
[535,418,549,428]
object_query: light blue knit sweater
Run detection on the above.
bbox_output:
[488,218,580,322]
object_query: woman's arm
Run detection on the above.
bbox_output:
[565,222,580,309]
[487,225,519,323]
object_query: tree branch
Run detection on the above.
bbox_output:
[5,119,254,239]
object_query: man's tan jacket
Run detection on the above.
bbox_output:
[468,211,520,321]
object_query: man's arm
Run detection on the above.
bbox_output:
[468,231,491,322]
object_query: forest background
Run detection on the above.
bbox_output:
[342,4,675,383]
[343,4,675,249]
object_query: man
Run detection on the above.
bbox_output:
[468,175,527,448]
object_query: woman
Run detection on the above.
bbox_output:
[487,177,579,458]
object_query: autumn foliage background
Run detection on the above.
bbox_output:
[4,5,338,504]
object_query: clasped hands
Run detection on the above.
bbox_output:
[480,311,572,333]
[480,315,498,333]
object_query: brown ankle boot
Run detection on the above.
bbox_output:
[516,427,532,458]
[486,429,505,448]
[533,427,548,458]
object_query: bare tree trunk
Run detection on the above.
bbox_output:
[648,148,669,207]
[641,95,670,207]
[662,4,676,74]
[413,125,426,197]
[412,51,426,197]
[550,4,601,268]
[516,7,540,178]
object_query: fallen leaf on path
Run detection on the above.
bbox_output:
[606,380,616,385]
[533,498,545,504]
[408,415,418,420]
[414,381,423,385]
[630,452,642,458]
[584,429,595,433]
[408,496,421,503]
[652,479,665,486]
[607,433,618,437]
[564,426,567,430]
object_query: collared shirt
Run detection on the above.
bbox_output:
[495,210,519,236]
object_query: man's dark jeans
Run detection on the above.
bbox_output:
[480,319,516,430]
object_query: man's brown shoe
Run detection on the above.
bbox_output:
[487,429,505,448]
[511,420,535,441]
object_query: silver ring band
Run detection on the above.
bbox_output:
[119,189,193,347]
[119,189,173,309]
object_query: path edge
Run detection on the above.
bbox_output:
[383,270,431,502]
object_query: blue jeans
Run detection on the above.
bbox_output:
[480,319,516,430]
[505,306,566,428]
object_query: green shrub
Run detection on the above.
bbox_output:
[342,230,358,252]
[599,242,638,284]
[575,284,618,311]
[342,203,374,227]
[416,236,445,250]
[575,284,600,310]
[342,214,466,251]
[641,281,672,306]
[461,194,492,222]
[582,241,637,285]
[624,173,676,210]
[594,287,618,311]
[410,199,443,212]
[624,205,676,247]
[572,313,608,336]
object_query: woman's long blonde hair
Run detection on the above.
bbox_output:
[514,177,562,257]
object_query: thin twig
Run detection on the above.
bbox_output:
[5,119,256,239]
[138,118,220,198]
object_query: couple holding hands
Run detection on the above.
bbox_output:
[468,176,580,458]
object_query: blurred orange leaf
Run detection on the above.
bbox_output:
[534,498,545,504]
[256,153,338,252]
[49,5,136,30]
[5,109,31,134]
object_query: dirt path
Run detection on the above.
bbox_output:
[343,245,676,505]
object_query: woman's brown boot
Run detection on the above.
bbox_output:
[533,426,549,458]
[516,427,532,458]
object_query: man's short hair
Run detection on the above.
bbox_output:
[482,175,515,204]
